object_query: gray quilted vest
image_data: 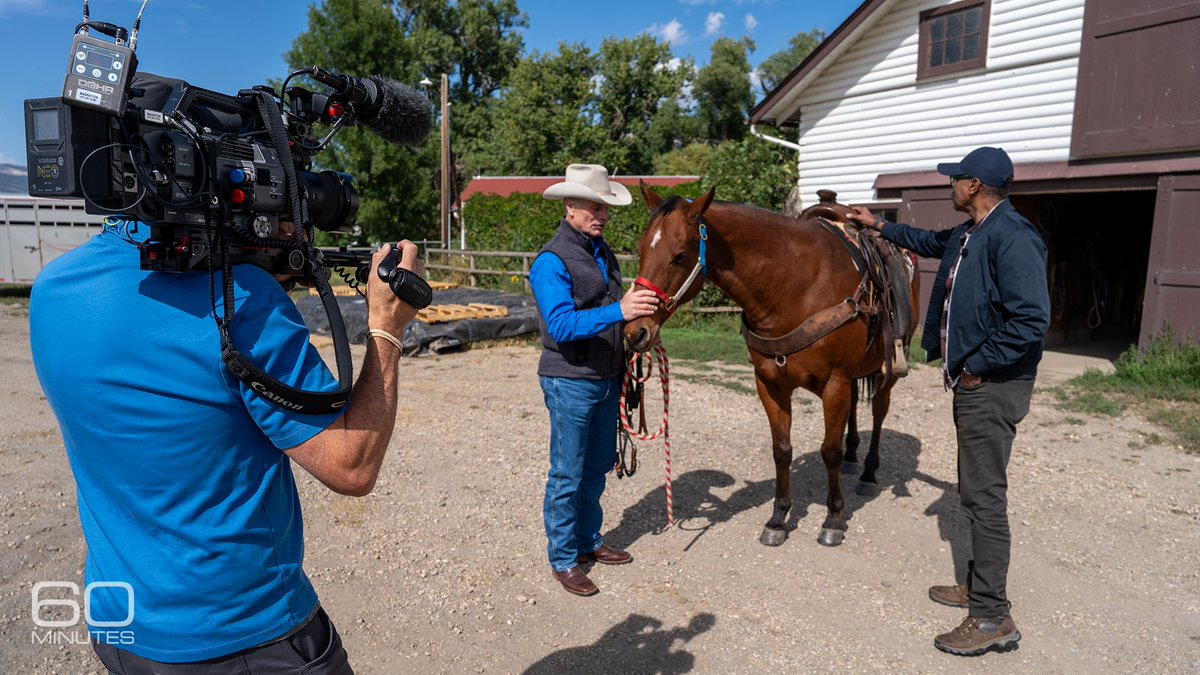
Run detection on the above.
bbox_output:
[535,221,625,379]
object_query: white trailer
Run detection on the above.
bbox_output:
[0,195,102,283]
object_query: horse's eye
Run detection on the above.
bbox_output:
[671,253,687,266]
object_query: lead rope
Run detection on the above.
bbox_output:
[619,339,674,527]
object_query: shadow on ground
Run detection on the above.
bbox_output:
[606,429,955,551]
[523,613,716,675]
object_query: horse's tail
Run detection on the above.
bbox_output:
[856,375,878,403]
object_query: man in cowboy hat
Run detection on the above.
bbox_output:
[848,146,1049,656]
[530,164,660,596]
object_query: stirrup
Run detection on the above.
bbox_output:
[891,338,909,377]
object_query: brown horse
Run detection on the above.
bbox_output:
[624,186,920,547]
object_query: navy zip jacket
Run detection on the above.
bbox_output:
[880,199,1050,381]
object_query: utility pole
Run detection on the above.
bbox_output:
[439,73,451,248]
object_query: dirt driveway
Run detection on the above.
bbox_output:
[1,302,1197,673]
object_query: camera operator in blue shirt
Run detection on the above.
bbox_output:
[30,219,421,673]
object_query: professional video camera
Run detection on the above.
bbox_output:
[23,1,436,414]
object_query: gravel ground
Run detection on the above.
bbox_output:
[1,301,1198,674]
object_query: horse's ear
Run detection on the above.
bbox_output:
[640,181,664,211]
[689,187,716,217]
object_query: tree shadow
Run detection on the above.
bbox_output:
[605,428,926,549]
[523,612,716,675]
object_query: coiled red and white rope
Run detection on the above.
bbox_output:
[619,339,674,526]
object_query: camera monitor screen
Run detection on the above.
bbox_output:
[33,109,60,142]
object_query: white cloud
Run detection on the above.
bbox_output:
[749,68,763,93]
[648,19,689,47]
[679,0,716,5]
[655,57,685,73]
[0,152,19,166]
[744,14,759,32]
[705,12,725,38]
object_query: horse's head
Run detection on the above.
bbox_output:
[623,183,716,353]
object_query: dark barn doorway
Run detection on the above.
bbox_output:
[1011,190,1155,355]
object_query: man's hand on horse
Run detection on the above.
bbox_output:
[847,206,882,231]
[620,287,660,321]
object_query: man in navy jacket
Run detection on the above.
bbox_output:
[848,147,1050,656]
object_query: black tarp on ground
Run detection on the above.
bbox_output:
[297,287,541,355]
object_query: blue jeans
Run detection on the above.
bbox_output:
[540,375,621,572]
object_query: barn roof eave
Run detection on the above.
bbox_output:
[749,0,896,126]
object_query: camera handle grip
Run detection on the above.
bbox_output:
[376,246,434,309]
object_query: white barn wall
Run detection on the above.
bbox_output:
[790,0,1085,206]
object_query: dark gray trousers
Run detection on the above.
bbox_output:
[952,378,1033,619]
[92,606,352,674]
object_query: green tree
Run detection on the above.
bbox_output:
[394,0,527,177]
[477,34,690,177]
[285,0,526,243]
[757,29,825,95]
[694,37,756,142]
[595,35,692,174]
[701,137,797,210]
[479,44,609,175]
[652,142,712,176]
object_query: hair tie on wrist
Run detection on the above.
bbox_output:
[367,328,403,353]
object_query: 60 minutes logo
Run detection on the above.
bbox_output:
[31,581,135,628]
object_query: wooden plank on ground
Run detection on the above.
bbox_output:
[428,280,459,290]
[416,303,509,324]
[308,286,360,297]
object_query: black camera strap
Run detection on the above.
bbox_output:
[215,91,355,415]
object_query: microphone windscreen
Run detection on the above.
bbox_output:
[361,76,434,147]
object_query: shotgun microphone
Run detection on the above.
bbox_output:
[309,68,434,148]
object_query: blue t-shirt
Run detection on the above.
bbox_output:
[29,225,346,662]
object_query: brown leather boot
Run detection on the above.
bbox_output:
[577,544,632,565]
[551,567,598,596]
[928,583,969,608]
[934,615,1021,656]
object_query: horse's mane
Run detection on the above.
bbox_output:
[653,196,814,232]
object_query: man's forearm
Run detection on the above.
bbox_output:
[286,339,402,496]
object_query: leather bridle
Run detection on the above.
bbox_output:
[633,220,708,317]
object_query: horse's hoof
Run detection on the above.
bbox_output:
[817,528,845,547]
[856,481,881,497]
[840,461,858,475]
[759,527,788,547]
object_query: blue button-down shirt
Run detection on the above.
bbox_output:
[530,237,624,344]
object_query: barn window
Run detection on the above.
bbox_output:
[918,0,990,80]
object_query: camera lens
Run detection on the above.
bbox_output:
[298,170,359,232]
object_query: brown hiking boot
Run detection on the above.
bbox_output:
[928,583,969,608]
[934,615,1021,656]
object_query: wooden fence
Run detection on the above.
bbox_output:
[421,248,738,313]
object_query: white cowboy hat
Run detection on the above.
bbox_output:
[542,164,632,206]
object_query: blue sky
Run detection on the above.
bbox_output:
[1,0,862,166]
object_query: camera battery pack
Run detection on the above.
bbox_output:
[24,97,119,204]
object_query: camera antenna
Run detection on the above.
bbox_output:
[81,0,90,35]
[129,0,150,51]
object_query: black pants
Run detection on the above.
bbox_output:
[952,378,1033,619]
[93,606,352,674]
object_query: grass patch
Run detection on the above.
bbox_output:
[1057,331,1200,453]
[0,284,31,307]
[659,313,748,366]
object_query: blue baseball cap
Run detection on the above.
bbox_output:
[936,147,1014,189]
